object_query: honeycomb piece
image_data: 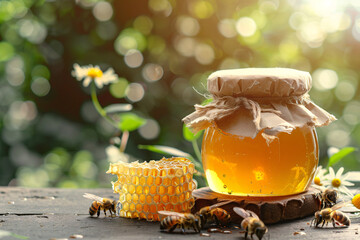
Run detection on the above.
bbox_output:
[107,157,196,221]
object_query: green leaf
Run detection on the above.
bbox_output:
[118,113,146,132]
[327,147,357,168]
[183,124,203,142]
[104,104,132,113]
[201,98,213,106]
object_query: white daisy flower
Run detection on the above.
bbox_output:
[322,167,355,195]
[106,145,129,163]
[71,63,118,88]
[312,165,327,186]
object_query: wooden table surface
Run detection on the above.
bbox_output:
[0,187,359,240]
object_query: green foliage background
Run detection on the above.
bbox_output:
[0,0,359,188]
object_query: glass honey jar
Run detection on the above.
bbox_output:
[184,68,336,196]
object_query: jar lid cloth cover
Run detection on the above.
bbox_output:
[183,68,336,141]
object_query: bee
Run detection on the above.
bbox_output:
[83,193,117,217]
[196,200,232,228]
[311,202,350,228]
[233,207,268,240]
[158,211,201,233]
[318,188,338,209]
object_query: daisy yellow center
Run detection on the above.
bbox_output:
[352,194,360,209]
[314,176,322,186]
[331,178,341,188]
[87,68,103,78]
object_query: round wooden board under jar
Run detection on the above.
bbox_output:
[192,187,321,224]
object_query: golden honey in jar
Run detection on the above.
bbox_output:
[184,68,336,196]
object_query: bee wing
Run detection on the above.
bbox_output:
[233,207,251,218]
[158,211,186,218]
[246,210,260,219]
[83,193,103,202]
[331,200,351,211]
[209,200,234,210]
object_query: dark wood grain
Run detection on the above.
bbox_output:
[192,187,321,224]
[0,187,359,240]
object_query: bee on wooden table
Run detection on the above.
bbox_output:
[83,193,117,217]
[233,207,268,240]
[311,202,350,228]
[158,211,201,233]
[318,188,338,209]
[196,200,232,228]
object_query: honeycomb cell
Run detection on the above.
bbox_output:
[153,195,160,203]
[139,213,146,219]
[143,205,150,213]
[157,203,165,211]
[174,204,182,213]
[136,204,142,212]
[179,193,185,202]
[139,176,146,185]
[167,186,175,195]
[158,186,166,195]
[139,194,146,204]
[127,211,132,218]
[175,186,181,195]
[147,214,153,221]
[130,168,136,176]
[172,178,179,186]
[185,191,190,200]
[123,202,129,211]
[133,212,139,219]
[132,176,139,185]
[183,166,188,174]
[144,186,150,195]
[180,176,185,184]
[171,196,178,204]
[136,185,142,194]
[175,169,183,177]
[183,183,189,191]
[126,193,132,202]
[128,185,136,194]
[143,168,150,176]
[136,168,143,176]
[155,177,162,185]
[132,194,139,203]
[126,175,131,184]
[160,169,166,177]
[130,203,136,212]
[162,195,169,203]
[146,176,154,185]
[150,205,157,213]
[146,195,152,204]
[150,185,157,195]
[162,178,171,186]
[186,173,191,181]
[151,169,158,177]
[122,184,128,193]
[168,169,175,176]
[165,204,173,211]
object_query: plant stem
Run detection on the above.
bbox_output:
[119,130,129,152]
[90,82,118,129]
[192,139,202,162]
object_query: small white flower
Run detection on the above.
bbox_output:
[322,167,355,195]
[312,166,327,186]
[71,63,118,88]
[106,145,129,163]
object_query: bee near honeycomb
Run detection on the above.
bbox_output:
[107,157,197,221]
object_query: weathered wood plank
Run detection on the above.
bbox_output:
[0,187,359,240]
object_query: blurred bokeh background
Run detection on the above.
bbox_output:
[0,0,359,188]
